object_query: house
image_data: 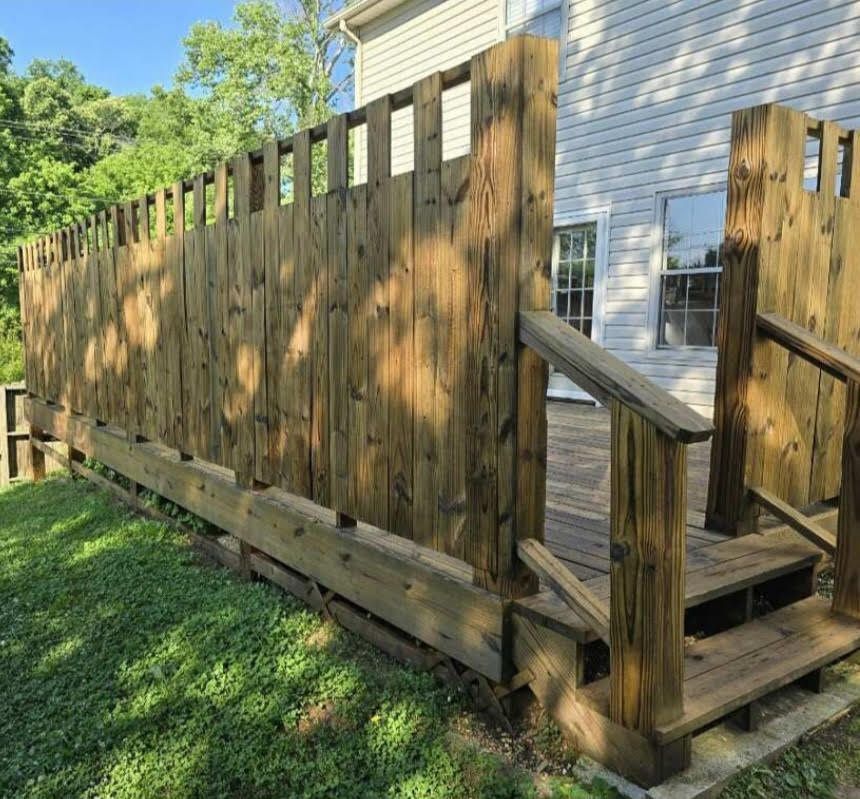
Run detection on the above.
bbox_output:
[324,0,860,416]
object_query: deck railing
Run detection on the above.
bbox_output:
[752,312,860,620]
[518,310,714,735]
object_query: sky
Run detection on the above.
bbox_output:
[1,0,240,95]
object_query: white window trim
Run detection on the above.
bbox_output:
[547,207,610,402]
[646,183,727,359]
[497,0,569,78]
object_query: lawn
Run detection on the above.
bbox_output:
[0,475,610,799]
[0,474,857,799]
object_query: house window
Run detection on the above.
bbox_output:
[553,224,596,339]
[506,0,563,38]
[657,191,725,348]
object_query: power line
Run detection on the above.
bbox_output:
[0,117,137,146]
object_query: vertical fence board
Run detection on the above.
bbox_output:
[311,193,330,505]
[438,155,471,557]
[326,115,350,514]
[388,172,415,537]
[229,154,256,482]
[210,165,230,466]
[412,73,442,548]
[365,96,392,531]
[347,184,369,520]
[265,194,292,484]
[137,197,160,441]
[290,131,314,497]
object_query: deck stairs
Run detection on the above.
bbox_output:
[515,504,860,742]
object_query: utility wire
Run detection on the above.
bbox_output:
[0,117,137,146]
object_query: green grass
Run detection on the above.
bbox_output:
[2,475,856,799]
[0,475,620,799]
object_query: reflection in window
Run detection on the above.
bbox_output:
[658,191,725,348]
[553,224,596,339]
[506,0,562,38]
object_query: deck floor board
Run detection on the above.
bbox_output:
[545,400,722,580]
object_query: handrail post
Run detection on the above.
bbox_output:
[833,379,860,619]
[610,400,688,764]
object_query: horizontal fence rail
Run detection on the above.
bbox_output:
[17,35,559,596]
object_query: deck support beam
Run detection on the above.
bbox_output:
[24,397,507,681]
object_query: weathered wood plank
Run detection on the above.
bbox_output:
[610,400,686,734]
[757,312,860,385]
[310,192,329,504]
[412,72,442,548]
[748,485,837,555]
[388,172,415,537]
[364,96,391,530]
[517,538,610,645]
[326,114,350,515]
[227,154,255,481]
[833,379,860,619]
[515,38,557,594]
[287,130,313,497]
[436,155,471,557]
[25,396,505,682]
[346,184,370,520]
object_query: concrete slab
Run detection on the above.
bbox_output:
[570,656,860,799]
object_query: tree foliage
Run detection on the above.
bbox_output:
[0,0,352,381]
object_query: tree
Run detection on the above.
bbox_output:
[0,1,354,381]
[177,0,351,145]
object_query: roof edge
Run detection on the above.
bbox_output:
[323,0,408,32]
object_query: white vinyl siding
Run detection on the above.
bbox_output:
[351,0,860,415]
[354,0,500,181]
[555,0,860,413]
[506,0,563,38]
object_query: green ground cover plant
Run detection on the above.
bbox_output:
[0,475,622,799]
[1,474,856,798]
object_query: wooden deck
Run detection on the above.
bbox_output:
[545,400,727,581]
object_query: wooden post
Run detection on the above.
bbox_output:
[609,401,688,766]
[0,386,9,486]
[465,35,558,598]
[29,423,46,482]
[833,379,860,619]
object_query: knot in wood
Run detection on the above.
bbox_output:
[735,159,752,180]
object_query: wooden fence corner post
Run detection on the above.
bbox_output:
[833,379,860,619]
[610,400,688,770]
[466,35,558,599]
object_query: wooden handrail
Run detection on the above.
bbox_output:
[519,311,714,443]
[757,312,860,384]
[517,538,610,645]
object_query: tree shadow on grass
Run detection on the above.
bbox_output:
[0,477,535,799]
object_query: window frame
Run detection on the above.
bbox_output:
[547,210,610,401]
[647,183,727,355]
[499,0,569,77]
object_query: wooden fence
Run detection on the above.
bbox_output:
[17,35,558,596]
[0,383,56,485]
[708,106,860,532]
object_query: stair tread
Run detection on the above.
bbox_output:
[654,596,860,742]
[515,531,822,641]
[575,597,860,743]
